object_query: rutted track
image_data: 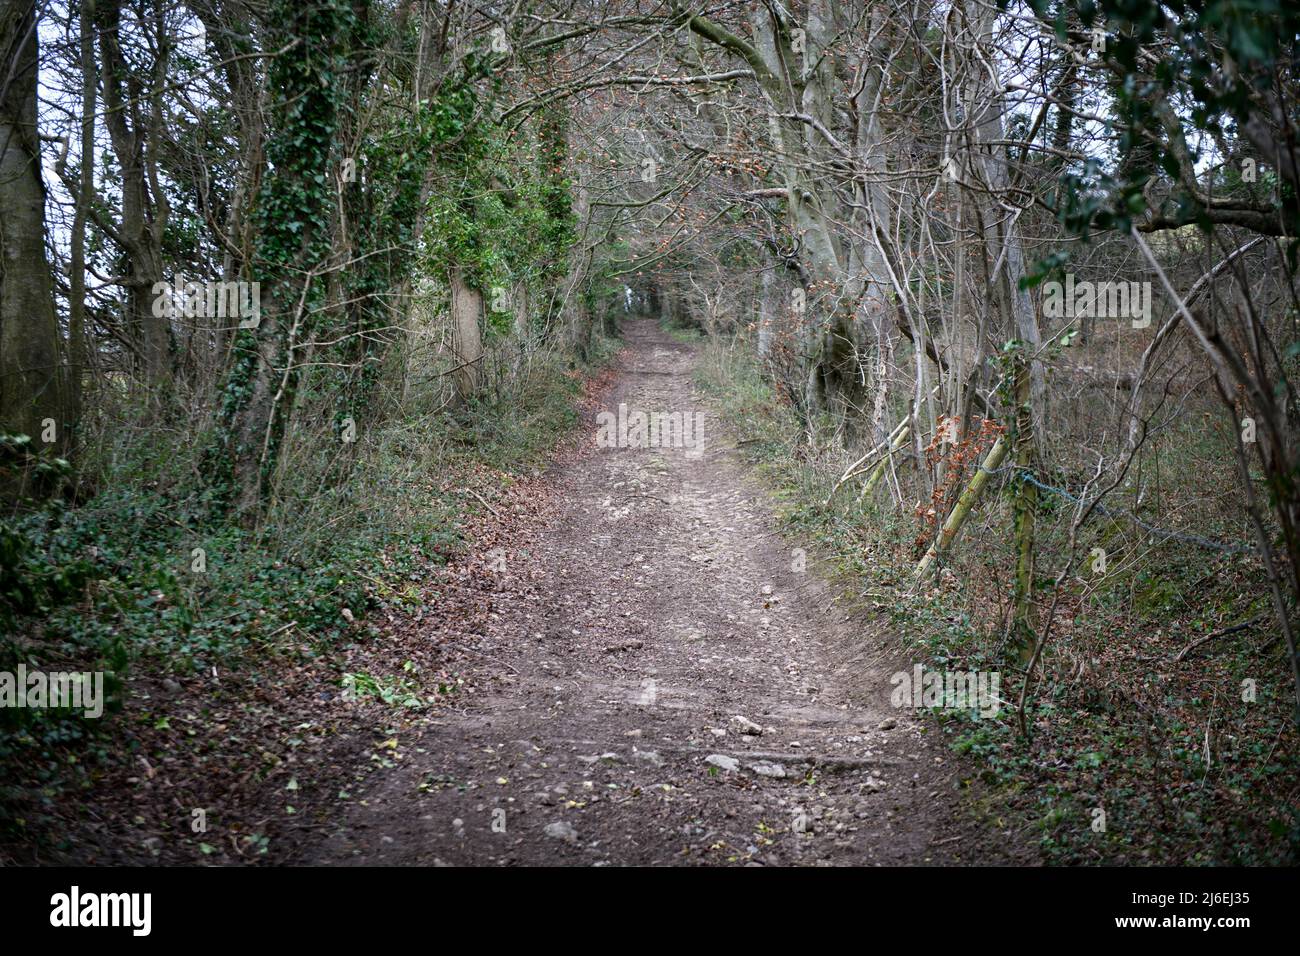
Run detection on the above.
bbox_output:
[300,319,1034,866]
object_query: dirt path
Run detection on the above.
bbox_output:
[300,319,1034,866]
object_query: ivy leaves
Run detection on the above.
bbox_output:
[1028,0,1300,245]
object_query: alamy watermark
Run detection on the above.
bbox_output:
[50,886,151,936]
[595,403,705,452]
[151,274,261,329]
[1042,273,1152,329]
[0,664,106,718]
[890,664,1001,718]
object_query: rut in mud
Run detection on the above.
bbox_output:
[301,319,1034,866]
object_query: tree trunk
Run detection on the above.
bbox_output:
[190,0,265,371]
[67,0,97,433]
[757,263,775,359]
[0,0,70,465]
[96,0,171,388]
[1011,355,1037,662]
[450,265,484,403]
[209,0,349,517]
[513,281,530,343]
[916,433,1010,576]
[967,0,1045,427]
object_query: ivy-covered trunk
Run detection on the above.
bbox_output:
[210,0,352,517]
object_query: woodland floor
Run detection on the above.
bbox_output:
[295,319,1037,866]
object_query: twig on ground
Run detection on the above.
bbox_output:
[1172,615,1267,662]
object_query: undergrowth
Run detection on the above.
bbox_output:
[694,332,1300,866]
[0,336,617,844]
